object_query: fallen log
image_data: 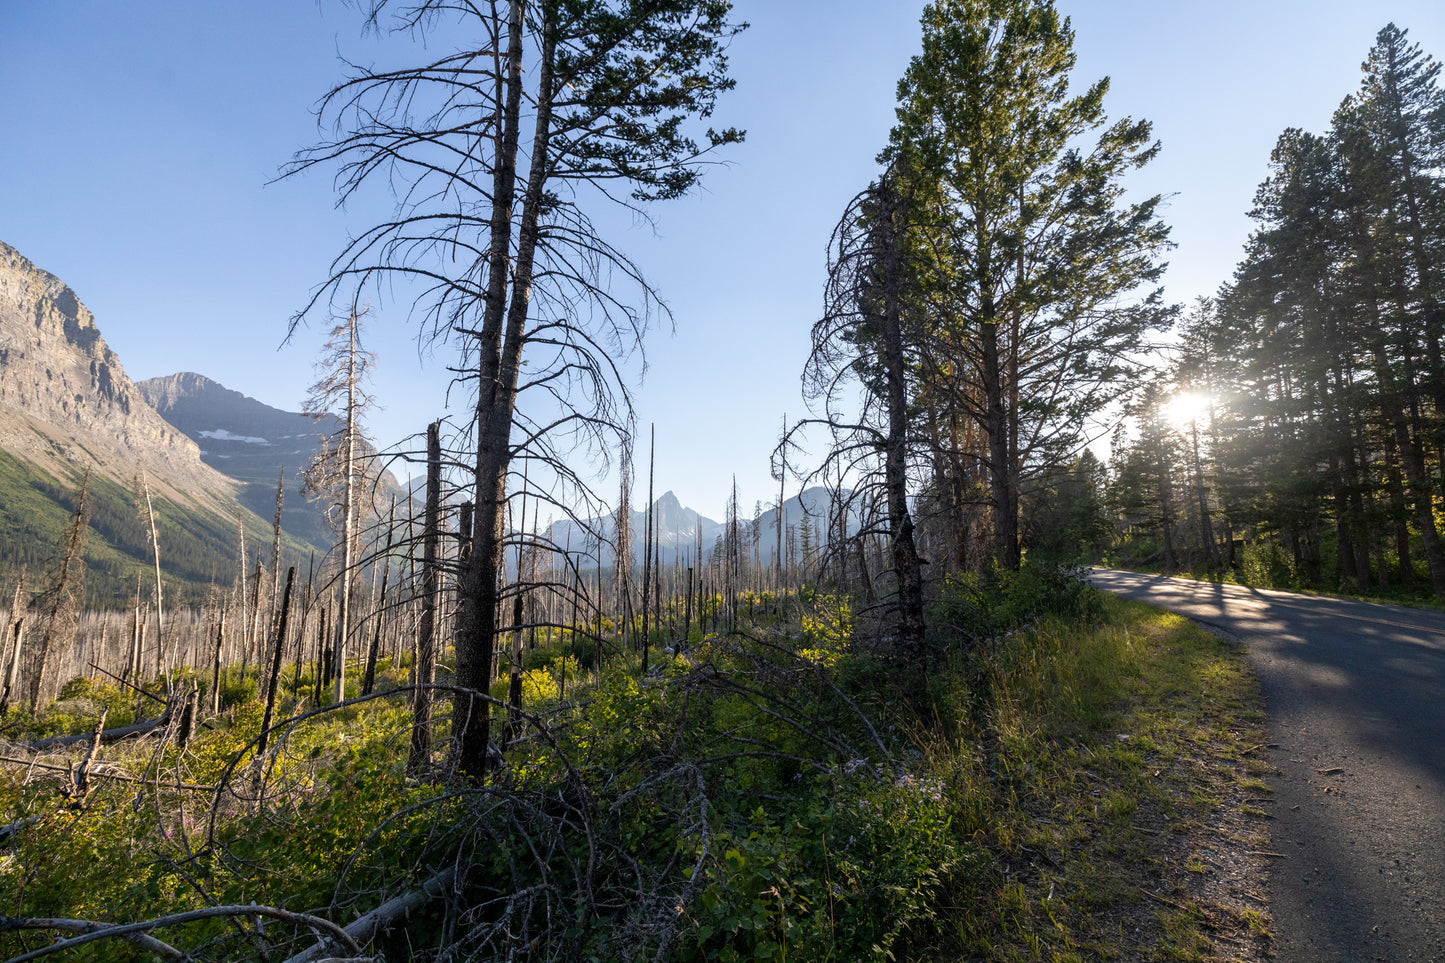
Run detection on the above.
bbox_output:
[0,814,41,845]
[280,866,458,963]
[0,916,184,960]
[0,905,362,963]
[0,754,215,793]
[22,712,169,752]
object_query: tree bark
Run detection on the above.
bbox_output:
[0,578,26,714]
[410,422,442,773]
[362,497,395,697]
[454,0,540,782]
[875,178,927,655]
[257,567,295,761]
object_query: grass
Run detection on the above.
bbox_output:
[928,593,1272,961]
[0,584,1273,961]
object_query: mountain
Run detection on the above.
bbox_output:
[755,485,854,545]
[0,241,230,500]
[0,240,306,604]
[541,486,855,569]
[544,490,722,567]
[136,372,401,552]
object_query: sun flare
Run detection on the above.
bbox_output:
[1164,391,1212,429]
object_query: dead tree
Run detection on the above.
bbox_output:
[235,510,250,672]
[269,469,285,628]
[135,472,166,681]
[615,438,635,654]
[786,173,926,657]
[0,571,28,714]
[31,471,90,710]
[408,422,442,773]
[302,309,377,704]
[257,566,296,760]
[361,495,397,696]
[284,0,744,782]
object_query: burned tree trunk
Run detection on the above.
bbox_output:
[32,471,90,711]
[362,497,396,697]
[257,567,296,760]
[410,422,442,773]
[0,573,27,715]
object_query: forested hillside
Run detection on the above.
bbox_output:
[0,446,307,608]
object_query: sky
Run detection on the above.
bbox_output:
[3,1,1444,522]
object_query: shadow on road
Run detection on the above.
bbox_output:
[1090,568,1445,961]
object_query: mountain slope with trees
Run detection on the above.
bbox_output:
[0,240,311,604]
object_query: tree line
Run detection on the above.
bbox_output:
[787,0,1169,655]
[1111,23,1445,599]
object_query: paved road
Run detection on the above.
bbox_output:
[1090,569,1445,963]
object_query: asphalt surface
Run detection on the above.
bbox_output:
[1090,569,1445,963]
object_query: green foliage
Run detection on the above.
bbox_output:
[798,594,851,668]
[933,559,1104,645]
[1130,25,1445,599]
[1,689,450,961]
[1,560,1260,961]
[1238,539,1301,590]
[0,447,317,608]
[685,770,981,963]
[1024,452,1115,564]
[5,675,139,738]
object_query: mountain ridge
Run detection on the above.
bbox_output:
[0,240,315,603]
[0,239,235,504]
[544,485,850,568]
[136,371,403,551]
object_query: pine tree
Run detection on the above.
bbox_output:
[888,0,1171,570]
[1334,24,1445,594]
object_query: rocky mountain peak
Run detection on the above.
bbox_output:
[137,370,400,551]
[0,240,231,498]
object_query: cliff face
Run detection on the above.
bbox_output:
[137,371,398,551]
[0,239,233,500]
[137,371,344,481]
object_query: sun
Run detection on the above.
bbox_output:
[1163,391,1212,430]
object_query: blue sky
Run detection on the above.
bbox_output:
[3,1,1443,520]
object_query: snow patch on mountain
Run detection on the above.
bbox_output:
[198,428,270,445]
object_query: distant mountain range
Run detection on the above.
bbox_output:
[0,239,384,603]
[0,237,854,604]
[546,485,852,568]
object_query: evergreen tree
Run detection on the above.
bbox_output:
[887,0,1172,570]
[1334,24,1445,594]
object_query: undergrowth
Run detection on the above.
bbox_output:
[0,569,1266,961]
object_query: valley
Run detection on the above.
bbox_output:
[3,3,1444,961]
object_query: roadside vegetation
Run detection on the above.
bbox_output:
[1106,528,1445,611]
[1,567,1270,962]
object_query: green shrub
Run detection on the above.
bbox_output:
[933,559,1103,645]
[684,764,980,963]
[1240,539,1299,589]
